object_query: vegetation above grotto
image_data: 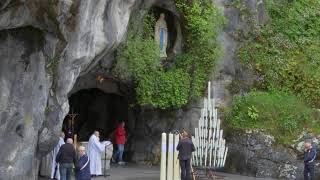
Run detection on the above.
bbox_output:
[114,0,224,109]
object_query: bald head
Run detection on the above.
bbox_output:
[78,146,86,156]
[305,141,312,150]
[66,138,73,144]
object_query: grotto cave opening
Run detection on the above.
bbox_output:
[62,88,129,144]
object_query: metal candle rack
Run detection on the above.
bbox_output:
[192,82,228,169]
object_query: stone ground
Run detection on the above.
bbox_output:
[39,164,275,180]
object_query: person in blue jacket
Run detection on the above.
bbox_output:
[304,141,317,180]
[75,146,91,180]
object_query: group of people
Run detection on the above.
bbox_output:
[50,121,126,180]
[48,123,319,180]
[50,124,196,180]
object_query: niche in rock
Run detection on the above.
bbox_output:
[63,88,128,142]
[152,7,179,57]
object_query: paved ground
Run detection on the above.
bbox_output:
[40,164,275,180]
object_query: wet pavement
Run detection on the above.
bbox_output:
[39,164,276,180]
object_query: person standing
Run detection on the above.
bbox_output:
[55,138,76,180]
[75,146,90,180]
[177,130,195,180]
[51,132,65,179]
[304,141,317,180]
[114,122,126,164]
[88,130,106,176]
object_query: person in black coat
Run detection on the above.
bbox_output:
[56,138,76,180]
[75,146,91,180]
[304,141,317,180]
[177,130,195,180]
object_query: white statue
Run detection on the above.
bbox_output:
[155,13,168,58]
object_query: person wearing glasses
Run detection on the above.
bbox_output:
[75,146,90,180]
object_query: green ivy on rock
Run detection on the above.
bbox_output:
[137,69,190,109]
[226,91,317,144]
[175,0,224,100]
[114,1,223,109]
[238,0,320,107]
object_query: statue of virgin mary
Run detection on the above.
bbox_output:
[155,13,168,58]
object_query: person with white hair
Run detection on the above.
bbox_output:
[304,140,317,180]
[75,146,90,180]
[87,130,111,176]
[56,138,76,180]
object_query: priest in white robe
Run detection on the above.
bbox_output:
[51,132,65,179]
[88,130,111,176]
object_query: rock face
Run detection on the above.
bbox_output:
[130,103,202,163]
[0,0,315,179]
[210,0,268,107]
[225,130,320,179]
[0,0,138,179]
[0,27,50,179]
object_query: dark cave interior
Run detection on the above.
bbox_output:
[63,88,129,142]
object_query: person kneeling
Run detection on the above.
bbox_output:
[75,146,90,180]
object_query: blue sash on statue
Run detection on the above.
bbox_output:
[160,28,164,51]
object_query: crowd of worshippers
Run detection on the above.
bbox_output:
[48,121,126,180]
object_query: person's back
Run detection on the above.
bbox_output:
[177,131,195,180]
[56,143,76,164]
[56,138,76,180]
[177,138,195,160]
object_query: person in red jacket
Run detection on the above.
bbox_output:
[113,121,126,164]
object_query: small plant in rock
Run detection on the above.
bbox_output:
[46,56,59,75]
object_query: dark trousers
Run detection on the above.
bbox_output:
[180,159,191,180]
[59,163,73,180]
[304,165,315,180]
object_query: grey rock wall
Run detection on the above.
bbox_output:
[0,27,50,179]
[130,103,202,163]
[225,130,320,179]
[0,0,309,179]
[0,1,137,179]
[211,0,268,106]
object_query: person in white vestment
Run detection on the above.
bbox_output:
[87,130,111,176]
[51,132,65,179]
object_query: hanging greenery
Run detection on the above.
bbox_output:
[114,1,224,109]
